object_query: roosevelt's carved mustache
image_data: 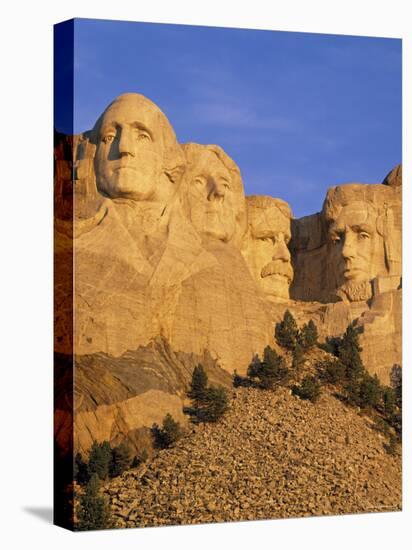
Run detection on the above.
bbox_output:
[261,261,293,281]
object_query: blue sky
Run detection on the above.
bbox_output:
[65,18,401,218]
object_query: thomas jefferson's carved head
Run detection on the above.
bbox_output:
[181,143,247,244]
[92,93,184,203]
[242,196,293,300]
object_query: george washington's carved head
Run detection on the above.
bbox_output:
[92,93,185,203]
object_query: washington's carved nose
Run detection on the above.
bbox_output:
[118,129,135,157]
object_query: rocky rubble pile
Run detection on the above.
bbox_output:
[103,386,401,528]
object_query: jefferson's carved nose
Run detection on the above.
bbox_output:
[207,179,225,202]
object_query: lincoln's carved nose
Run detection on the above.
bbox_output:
[342,232,356,260]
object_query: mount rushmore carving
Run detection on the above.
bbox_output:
[54,93,402,453]
[55,92,401,371]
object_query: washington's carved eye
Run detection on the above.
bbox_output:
[102,134,115,144]
[194,177,205,186]
[358,232,370,240]
[137,131,151,142]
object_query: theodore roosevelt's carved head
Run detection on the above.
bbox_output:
[242,195,293,300]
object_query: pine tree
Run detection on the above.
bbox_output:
[151,423,164,448]
[109,442,132,478]
[247,354,262,379]
[187,364,208,405]
[386,433,398,456]
[186,366,229,423]
[76,473,113,531]
[292,375,321,403]
[130,456,141,468]
[299,320,319,349]
[390,364,402,407]
[88,441,112,481]
[318,335,341,356]
[74,452,90,485]
[388,364,402,435]
[233,369,251,388]
[335,324,385,409]
[382,387,397,416]
[162,414,182,446]
[337,325,363,382]
[201,386,229,422]
[275,310,299,349]
[320,359,346,385]
[246,348,288,389]
[247,346,289,389]
[130,449,148,469]
[151,414,182,449]
[344,377,361,406]
[292,342,305,371]
[260,346,288,389]
[358,373,382,408]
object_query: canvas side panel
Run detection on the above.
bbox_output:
[53,18,75,531]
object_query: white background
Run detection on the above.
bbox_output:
[0,1,410,548]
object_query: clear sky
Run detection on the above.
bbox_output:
[67,18,401,218]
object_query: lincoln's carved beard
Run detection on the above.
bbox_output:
[335,279,373,302]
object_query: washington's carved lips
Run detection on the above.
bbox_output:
[113,165,138,173]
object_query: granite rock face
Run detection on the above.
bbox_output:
[290,212,326,302]
[54,338,232,456]
[54,92,402,454]
[382,163,402,187]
